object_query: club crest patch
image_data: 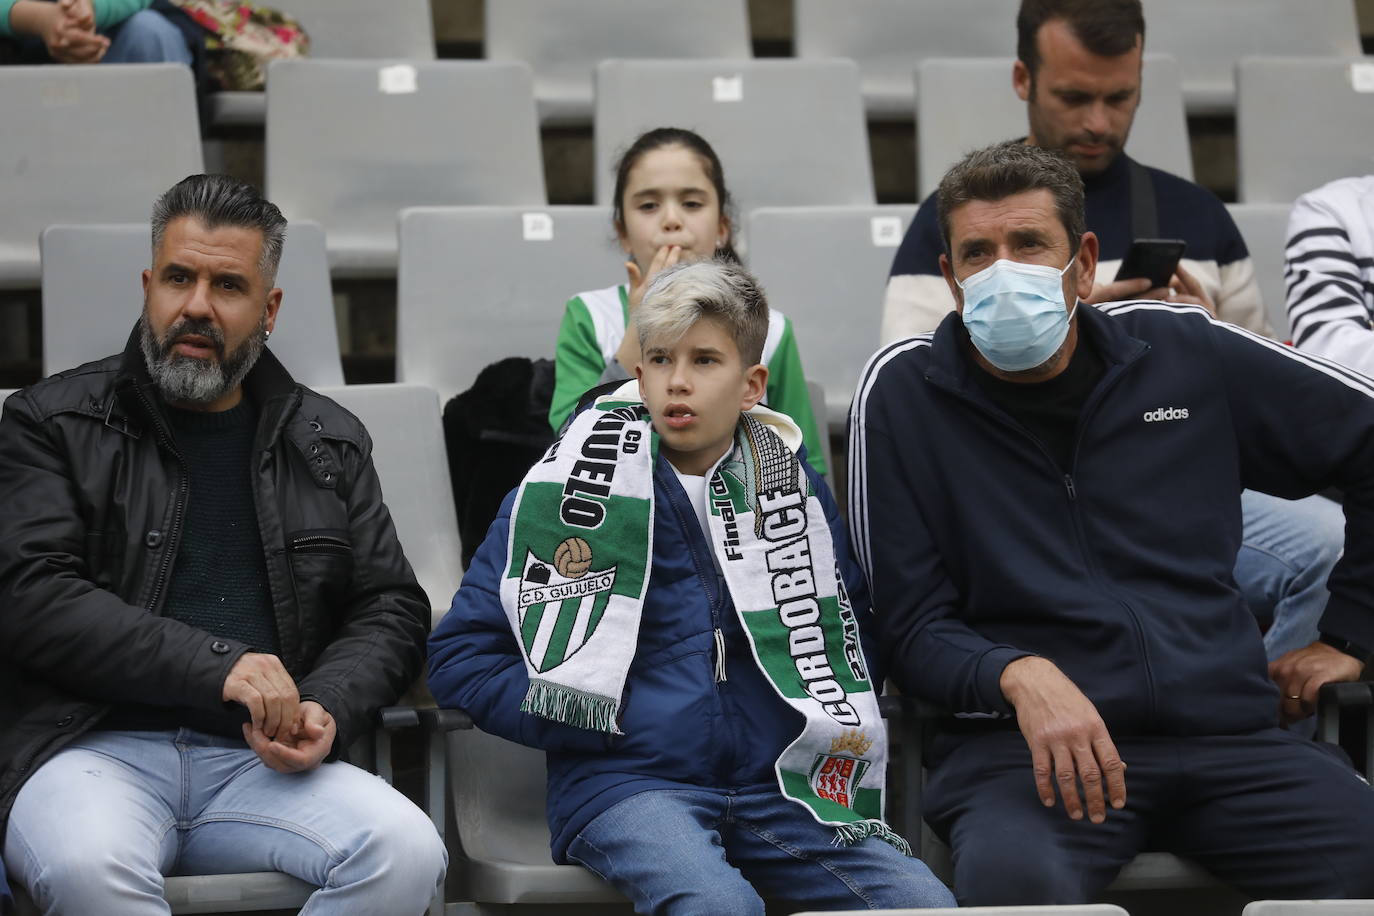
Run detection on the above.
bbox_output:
[809,730,873,809]
[517,538,617,673]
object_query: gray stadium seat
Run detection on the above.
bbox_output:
[266,61,546,277]
[211,0,436,126]
[319,383,462,626]
[1225,202,1294,339]
[11,872,315,916]
[440,725,626,906]
[805,379,835,492]
[593,59,874,209]
[1237,57,1374,204]
[792,908,1129,916]
[1243,903,1374,915]
[39,222,343,388]
[0,64,203,288]
[1142,0,1361,114]
[746,206,915,429]
[916,54,1192,197]
[486,0,751,124]
[794,0,1018,118]
[396,206,619,403]
[277,0,434,59]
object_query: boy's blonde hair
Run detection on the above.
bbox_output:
[636,259,769,366]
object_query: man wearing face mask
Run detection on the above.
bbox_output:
[849,141,1374,906]
[881,0,1344,713]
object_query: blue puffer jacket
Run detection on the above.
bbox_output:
[428,413,874,862]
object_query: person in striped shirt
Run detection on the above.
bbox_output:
[549,127,827,477]
[1286,175,1374,373]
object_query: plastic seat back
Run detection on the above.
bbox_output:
[397,206,618,403]
[794,0,1017,118]
[40,222,342,387]
[1225,203,1294,339]
[1144,0,1360,113]
[0,64,203,288]
[1243,902,1374,915]
[916,54,1192,197]
[792,908,1130,916]
[1237,56,1374,203]
[746,206,914,429]
[318,383,462,627]
[274,0,435,59]
[594,59,874,209]
[486,0,749,123]
[266,60,545,276]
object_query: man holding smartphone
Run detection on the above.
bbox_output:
[877,0,1343,688]
[882,0,1263,341]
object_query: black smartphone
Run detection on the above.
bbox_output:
[1114,238,1187,289]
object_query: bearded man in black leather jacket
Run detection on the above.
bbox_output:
[0,174,445,915]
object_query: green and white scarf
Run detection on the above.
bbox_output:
[501,389,906,851]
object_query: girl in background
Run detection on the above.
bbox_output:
[549,127,827,476]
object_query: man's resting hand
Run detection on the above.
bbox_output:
[1269,640,1366,725]
[222,652,299,740]
[1001,656,1127,824]
[243,701,337,773]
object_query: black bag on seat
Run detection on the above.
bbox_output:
[442,357,556,569]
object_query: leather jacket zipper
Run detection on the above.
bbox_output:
[288,534,352,555]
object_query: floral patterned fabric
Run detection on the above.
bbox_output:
[170,1,308,90]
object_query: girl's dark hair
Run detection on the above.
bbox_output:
[610,127,739,262]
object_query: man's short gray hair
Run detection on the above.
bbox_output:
[637,259,769,366]
[150,174,287,285]
[937,141,1086,258]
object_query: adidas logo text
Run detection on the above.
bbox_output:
[1143,407,1190,422]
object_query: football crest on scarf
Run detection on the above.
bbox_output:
[809,730,873,809]
[517,537,617,673]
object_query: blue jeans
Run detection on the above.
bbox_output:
[104,9,193,65]
[1236,489,1344,661]
[567,784,955,915]
[3,729,445,915]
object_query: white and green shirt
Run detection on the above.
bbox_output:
[550,283,827,476]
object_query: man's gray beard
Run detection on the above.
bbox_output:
[139,310,268,407]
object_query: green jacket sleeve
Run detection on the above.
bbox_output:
[94,0,155,31]
[0,1,18,38]
[1,0,154,38]
[766,317,827,477]
[549,296,609,432]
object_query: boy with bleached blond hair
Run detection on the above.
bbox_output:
[429,260,952,915]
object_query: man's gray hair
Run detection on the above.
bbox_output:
[937,141,1086,258]
[150,174,287,285]
[637,259,769,366]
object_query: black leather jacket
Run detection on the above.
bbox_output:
[0,330,430,832]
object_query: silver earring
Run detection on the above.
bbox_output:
[265,329,272,340]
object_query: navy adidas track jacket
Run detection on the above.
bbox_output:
[849,301,1374,737]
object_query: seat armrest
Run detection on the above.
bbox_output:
[418,707,474,732]
[1319,681,1374,710]
[1317,681,1374,773]
[378,705,421,730]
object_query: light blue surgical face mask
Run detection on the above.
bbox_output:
[956,256,1078,372]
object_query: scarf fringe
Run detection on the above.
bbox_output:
[521,679,623,735]
[833,819,913,857]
